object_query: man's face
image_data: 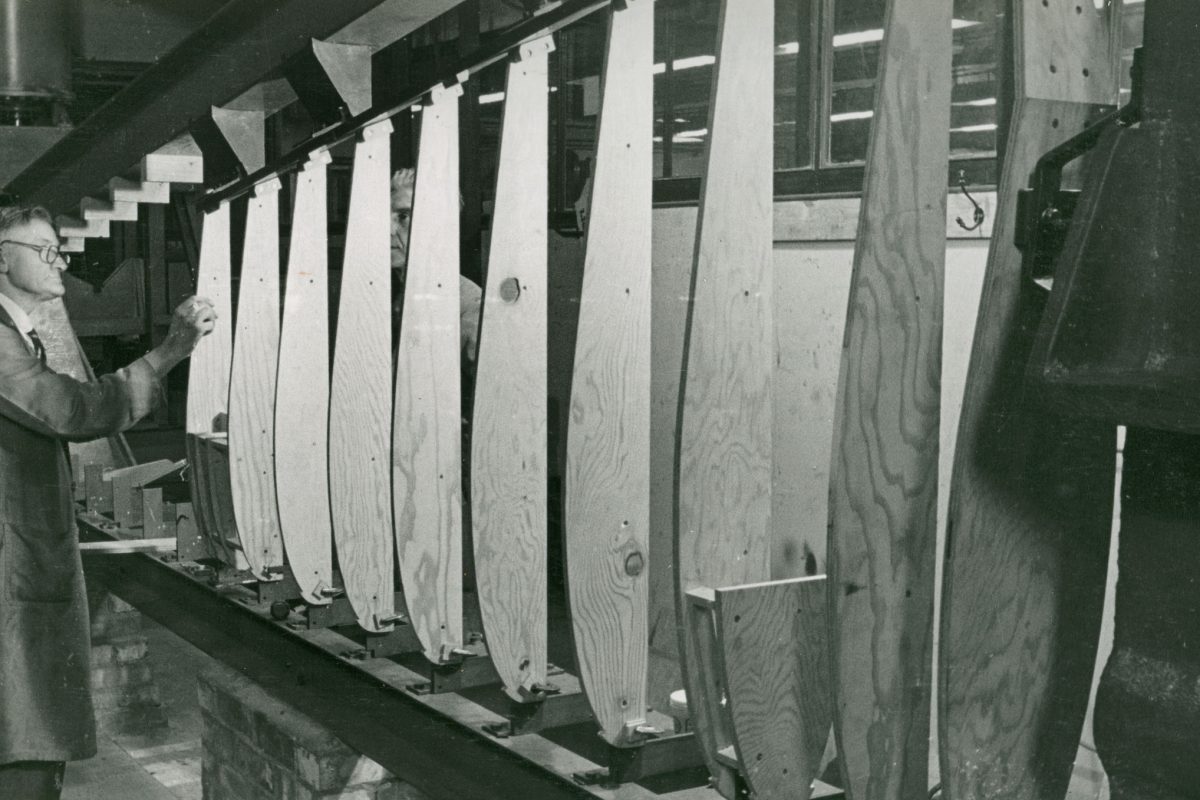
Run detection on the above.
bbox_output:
[0,218,67,306]
[391,168,415,271]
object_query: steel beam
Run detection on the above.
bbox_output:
[80,539,596,800]
[4,0,461,215]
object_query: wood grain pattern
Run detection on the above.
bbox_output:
[275,154,335,605]
[329,120,396,633]
[715,576,831,800]
[684,588,738,798]
[563,0,653,745]
[185,202,246,569]
[471,38,552,700]
[938,4,1118,798]
[141,134,203,184]
[393,83,464,663]
[824,0,951,796]
[228,179,285,581]
[674,0,773,781]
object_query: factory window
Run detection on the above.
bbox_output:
[650,0,1002,201]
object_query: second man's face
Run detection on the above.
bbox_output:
[391,168,415,271]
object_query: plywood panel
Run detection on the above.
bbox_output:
[472,38,552,699]
[275,154,335,606]
[938,3,1118,796]
[674,0,774,784]
[715,576,830,800]
[185,202,246,569]
[393,84,464,663]
[563,0,654,746]
[329,120,396,633]
[228,179,284,581]
[825,0,951,795]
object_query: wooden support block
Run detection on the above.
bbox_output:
[104,458,185,488]
[80,538,175,555]
[85,463,111,514]
[190,108,266,185]
[57,215,110,239]
[683,588,740,799]
[81,196,138,222]
[714,577,831,800]
[173,502,207,562]
[141,134,204,184]
[109,176,170,204]
[222,77,298,115]
[111,472,139,530]
[141,487,165,538]
[286,40,373,127]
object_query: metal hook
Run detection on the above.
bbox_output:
[955,170,986,232]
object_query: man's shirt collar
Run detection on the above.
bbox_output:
[0,291,37,344]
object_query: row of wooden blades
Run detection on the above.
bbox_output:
[68,0,1125,798]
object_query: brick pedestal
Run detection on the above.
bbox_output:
[198,663,429,800]
[88,592,169,734]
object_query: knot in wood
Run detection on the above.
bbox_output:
[500,277,521,303]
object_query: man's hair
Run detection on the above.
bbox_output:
[0,205,53,239]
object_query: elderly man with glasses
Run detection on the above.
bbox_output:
[0,205,216,799]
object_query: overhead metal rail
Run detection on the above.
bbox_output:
[199,0,611,211]
[3,0,454,214]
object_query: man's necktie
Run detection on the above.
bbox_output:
[28,329,46,365]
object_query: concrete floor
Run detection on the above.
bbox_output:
[64,618,211,800]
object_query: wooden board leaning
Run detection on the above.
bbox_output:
[937,3,1119,799]
[825,0,951,796]
[714,576,831,800]
[329,119,397,633]
[393,81,465,663]
[673,0,773,790]
[185,201,247,570]
[564,0,653,746]
[275,152,335,605]
[228,178,285,581]
[473,36,553,701]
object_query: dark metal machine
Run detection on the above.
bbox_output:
[1019,1,1200,796]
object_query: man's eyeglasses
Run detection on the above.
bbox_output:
[0,240,70,266]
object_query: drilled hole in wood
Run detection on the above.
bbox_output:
[1049,64,1057,73]
[734,615,741,623]
[1052,118,1060,128]
[1083,68,1090,77]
